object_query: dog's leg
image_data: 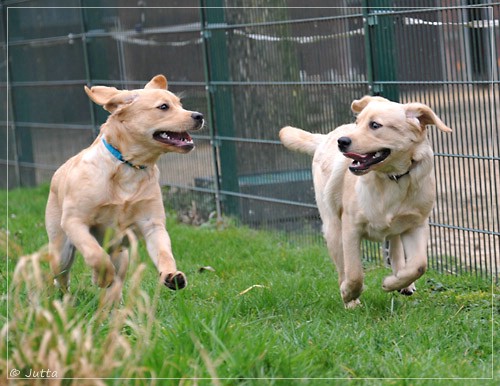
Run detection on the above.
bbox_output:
[382,223,428,292]
[340,221,364,307]
[48,234,76,291]
[46,196,76,291]
[103,247,129,304]
[386,236,416,295]
[61,217,116,288]
[321,208,361,307]
[110,247,129,282]
[316,182,357,306]
[138,219,186,290]
[323,219,345,284]
[90,227,129,303]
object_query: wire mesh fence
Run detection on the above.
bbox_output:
[2,1,498,280]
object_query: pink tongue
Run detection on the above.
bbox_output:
[343,152,373,162]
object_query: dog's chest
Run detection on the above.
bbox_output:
[93,200,141,229]
[363,211,425,240]
[92,173,155,229]
[357,184,429,240]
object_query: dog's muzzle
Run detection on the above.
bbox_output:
[337,136,391,176]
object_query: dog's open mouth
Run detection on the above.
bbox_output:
[153,130,194,149]
[343,149,391,175]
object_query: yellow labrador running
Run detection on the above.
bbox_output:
[45,75,203,300]
[280,96,451,308]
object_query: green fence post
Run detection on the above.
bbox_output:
[6,7,36,187]
[1,5,20,188]
[200,1,239,216]
[363,0,399,101]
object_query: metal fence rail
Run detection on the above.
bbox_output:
[1,1,498,280]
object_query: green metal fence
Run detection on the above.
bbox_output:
[2,1,498,280]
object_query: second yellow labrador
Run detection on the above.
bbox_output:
[45,75,204,301]
[280,96,451,308]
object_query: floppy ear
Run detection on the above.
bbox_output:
[84,85,137,113]
[84,85,121,106]
[404,103,452,133]
[351,95,391,113]
[103,91,138,113]
[144,74,168,90]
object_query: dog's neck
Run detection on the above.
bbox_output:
[387,160,415,182]
[387,169,411,182]
[100,120,165,167]
[101,137,148,170]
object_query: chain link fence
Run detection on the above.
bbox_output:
[1,1,498,280]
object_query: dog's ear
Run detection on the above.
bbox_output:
[104,92,139,113]
[145,75,168,90]
[404,103,452,133]
[84,86,137,113]
[351,95,391,113]
[84,85,121,106]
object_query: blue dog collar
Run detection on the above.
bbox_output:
[102,137,147,170]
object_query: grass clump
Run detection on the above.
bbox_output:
[0,185,498,384]
[1,230,157,384]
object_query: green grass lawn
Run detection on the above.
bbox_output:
[1,185,498,385]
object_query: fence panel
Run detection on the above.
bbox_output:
[2,2,498,279]
[200,2,499,279]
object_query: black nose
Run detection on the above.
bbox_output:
[337,136,352,152]
[191,112,204,122]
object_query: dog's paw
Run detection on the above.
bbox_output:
[162,271,187,290]
[382,275,399,292]
[399,283,416,296]
[344,299,362,309]
[53,278,70,293]
[340,279,364,304]
[92,261,116,288]
[383,275,418,295]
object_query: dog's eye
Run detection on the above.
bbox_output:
[158,104,169,110]
[369,121,382,130]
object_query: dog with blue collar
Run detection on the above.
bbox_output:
[45,75,204,302]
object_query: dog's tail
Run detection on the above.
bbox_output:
[279,126,324,156]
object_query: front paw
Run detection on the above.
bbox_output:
[161,271,187,290]
[344,299,362,309]
[383,275,417,294]
[340,279,364,305]
[382,274,399,292]
[399,283,416,296]
[92,261,116,288]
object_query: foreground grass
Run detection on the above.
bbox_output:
[0,185,498,385]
